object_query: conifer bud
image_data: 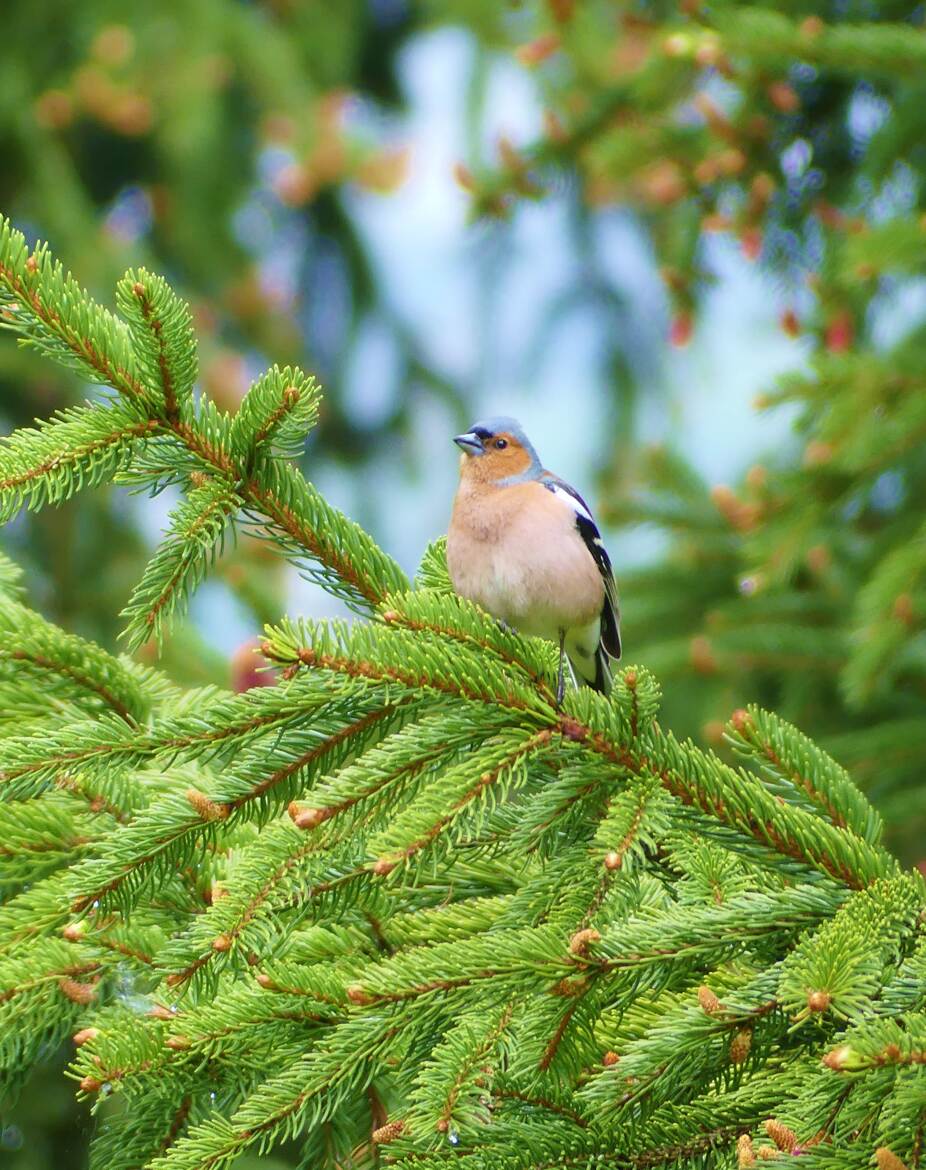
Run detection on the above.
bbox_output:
[741,228,763,261]
[764,1119,798,1153]
[372,1120,405,1144]
[807,989,831,1013]
[79,1075,103,1093]
[568,928,601,955]
[59,978,97,1004]
[148,1004,176,1020]
[767,81,800,113]
[729,1027,752,1064]
[347,984,373,1005]
[543,109,567,143]
[799,15,825,38]
[669,312,693,348]
[803,440,835,467]
[255,973,276,989]
[737,1134,755,1168]
[875,1149,909,1170]
[690,635,717,675]
[165,1035,190,1050]
[288,802,330,830]
[62,921,86,941]
[212,934,232,952]
[515,33,561,67]
[602,1051,620,1066]
[373,858,396,876]
[72,1027,100,1046]
[893,594,915,626]
[604,851,622,871]
[452,163,476,192]
[806,545,831,574]
[185,787,230,822]
[698,985,721,1014]
[825,312,854,353]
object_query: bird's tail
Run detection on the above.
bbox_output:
[565,631,612,696]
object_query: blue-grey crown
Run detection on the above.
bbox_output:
[467,416,541,470]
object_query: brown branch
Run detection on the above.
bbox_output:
[8,648,138,725]
[132,282,178,421]
[0,419,160,494]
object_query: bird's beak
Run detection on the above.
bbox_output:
[454,431,484,456]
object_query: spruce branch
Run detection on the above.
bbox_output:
[116,270,198,421]
[120,478,243,650]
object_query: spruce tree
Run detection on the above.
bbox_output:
[1,220,924,1170]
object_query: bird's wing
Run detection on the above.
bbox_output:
[540,472,621,660]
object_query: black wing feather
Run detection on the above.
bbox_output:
[542,475,622,661]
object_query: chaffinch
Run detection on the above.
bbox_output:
[447,416,621,703]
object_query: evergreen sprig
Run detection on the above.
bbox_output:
[1,230,924,1168]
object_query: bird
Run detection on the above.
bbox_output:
[446,416,620,704]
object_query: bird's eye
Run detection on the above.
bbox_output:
[494,438,508,450]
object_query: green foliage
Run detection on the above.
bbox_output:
[1,231,924,1170]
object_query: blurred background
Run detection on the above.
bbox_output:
[2,2,925,1163]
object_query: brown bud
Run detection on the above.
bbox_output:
[515,33,561,67]
[62,922,86,942]
[604,850,622,871]
[803,440,835,467]
[893,593,916,626]
[79,1075,103,1093]
[825,311,854,354]
[807,990,831,1013]
[729,708,752,734]
[373,858,396,877]
[452,162,476,192]
[698,985,722,1014]
[718,148,746,177]
[741,228,763,262]
[288,802,330,830]
[185,787,230,822]
[822,1044,853,1070]
[729,1027,752,1064]
[436,1118,449,1133]
[764,1119,798,1153]
[547,0,576,23]
[702,720,726,746]
[255,973,276,989]
[346,984,373,1005]
[380,609,401,624]
[767,81,800,113]
[737,1134,756,1168]
[59,978,97,1005]
[73,1027,100,1046]
[670,311,693,348]
[148,1004,176,1020]
[702,213,731,233]
[875,1149,910,1170]
[806,544,831,574]
[165,1035,191,1050]
[689,635,717,675]
[602,1050,620,1066]
[212,934,232,952]
[543,109,567,143]
[371,1120,405,1144]
[799,15,825,38]
[568,928,601,955]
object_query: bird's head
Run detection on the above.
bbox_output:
[453,417,541,486]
